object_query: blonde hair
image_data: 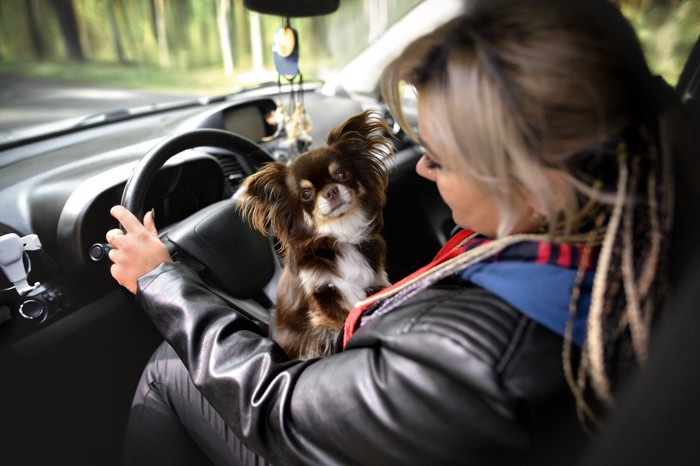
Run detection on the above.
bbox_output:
[380,0,681,425]
[382,0,653,237]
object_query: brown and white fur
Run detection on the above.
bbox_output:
[236,110,393,359]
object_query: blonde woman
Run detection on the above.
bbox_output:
[110,0,686,464]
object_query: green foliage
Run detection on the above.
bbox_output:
[621,0,700,85]
[0,60,239,94]
[0,0,695,91]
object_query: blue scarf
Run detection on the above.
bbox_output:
[459,237,597,346]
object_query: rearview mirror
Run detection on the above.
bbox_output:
[243,0,340,17]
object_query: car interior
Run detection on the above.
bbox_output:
[0,1,453,463]
[0,0,697,464]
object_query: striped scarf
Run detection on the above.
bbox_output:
[343,229,599,347]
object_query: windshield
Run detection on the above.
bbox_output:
[0,0,422,145]
[0,0,697,147]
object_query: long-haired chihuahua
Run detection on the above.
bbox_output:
[237,110,394,359]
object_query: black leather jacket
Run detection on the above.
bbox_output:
[136,262,586,465]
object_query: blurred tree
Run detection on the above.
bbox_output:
[50,0,85,61]
[309,16,330,61]
[250,11,264,73]
[109,0,125,63]
[112,0,138,63]
[217,0,234,76]
[232,0,252,70]
[26,0,47,59]
[153,0,170,67]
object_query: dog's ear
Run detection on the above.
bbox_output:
[326,110,395,192]
[236,162,289,234]
[326,110,393,154]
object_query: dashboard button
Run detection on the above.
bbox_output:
[19,299,45,321]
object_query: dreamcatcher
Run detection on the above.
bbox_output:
[262,19,313,163]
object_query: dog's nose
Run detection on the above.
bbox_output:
[324,186,340,200]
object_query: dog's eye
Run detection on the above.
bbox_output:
[300,189,314,201]
[336,168,351,182]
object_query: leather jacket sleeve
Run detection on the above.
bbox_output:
[136,261,566,465]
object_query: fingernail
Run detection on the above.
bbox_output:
[150,208,155,221]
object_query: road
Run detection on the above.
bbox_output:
[0,76,195,135]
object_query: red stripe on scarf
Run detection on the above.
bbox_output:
[557,243,572,268]
[536,242,551,264]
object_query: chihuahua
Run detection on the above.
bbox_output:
[237,110,394,359]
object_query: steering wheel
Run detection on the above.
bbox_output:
[120,129,277,306]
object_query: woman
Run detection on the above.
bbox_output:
[108,0,684,464]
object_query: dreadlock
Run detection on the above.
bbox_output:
[565,123,673,426]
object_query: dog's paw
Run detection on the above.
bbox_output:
[303,236,338,261]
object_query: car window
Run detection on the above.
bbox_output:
[0,0,695,147]
[0,0,422,96]
[620,0,699,86]
[0,0,422,145]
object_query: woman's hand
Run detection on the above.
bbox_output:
[106,205,173,294]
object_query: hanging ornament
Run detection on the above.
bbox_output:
[259,19,313,163]
[272,21,299,78]
[262,97,286,142]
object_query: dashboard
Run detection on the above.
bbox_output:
[0,85,365,343]
[0,84,451,351]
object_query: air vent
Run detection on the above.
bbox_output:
[215,154,246,190]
